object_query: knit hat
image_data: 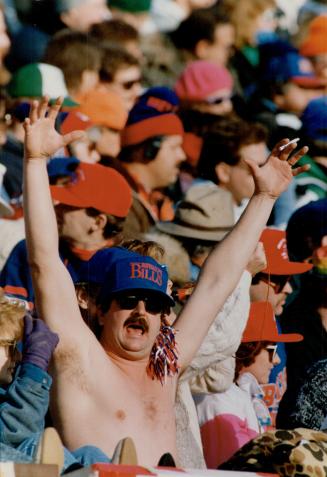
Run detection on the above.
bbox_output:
[300,15,327,57]
[50,162,132,217]
[98,250,174,307]
[77,89,127,130]
[301,96,327,142]
[7,63,78,107]
[242,302,303,343]
[263,52,324,87]
[260,228,313,275]
[110,0,151,12]
[286,198,327,262]
[120,86,184,147]
[174,60,233,102]
[156,183,234,241]
[55,0,88,13]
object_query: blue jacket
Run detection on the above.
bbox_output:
[0,363,51,447]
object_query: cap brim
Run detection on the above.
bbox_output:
[49,97,79,107]
[292,76,326,88]
[156,221,231,242]
[263,261,313,275]
[242,332,303,343]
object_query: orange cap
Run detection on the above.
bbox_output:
[260,228,313,275]
[50,162,132,218]
[76,89,128,131]
[300,15,327,57]
[242,302,303,343]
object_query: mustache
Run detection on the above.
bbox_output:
[124,315,149,333]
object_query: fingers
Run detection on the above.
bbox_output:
[287,146,309,166]
[47,96,64,122]
[292,163,311,177]
[63,130,85,146]
[38,96,50,118]
[29,100,39,123]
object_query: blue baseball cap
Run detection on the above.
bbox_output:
[98,251,175,308]
[47,157,80,181]
[263,51,323,87]
[301,95,327,142]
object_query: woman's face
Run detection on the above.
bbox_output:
[240,344,280,384]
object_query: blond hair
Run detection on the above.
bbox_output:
[0,289,25,341]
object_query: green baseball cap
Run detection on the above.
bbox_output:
[8,63,78,107]
[110,0,151,13]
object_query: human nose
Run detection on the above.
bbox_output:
[282,281,293,294]
[273,352,281,366]
[135,300,147,314]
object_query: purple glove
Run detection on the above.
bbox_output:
[22,316,59,371]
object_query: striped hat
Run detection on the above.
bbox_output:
[8,63,78,107]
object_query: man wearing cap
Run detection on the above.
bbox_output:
[118,86,186,237]
[250,228,312,425]
[0,161,132,305]
[22,97,308,466]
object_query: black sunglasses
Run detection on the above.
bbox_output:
[257,273,290,293]
[266,344,278,363]
[115,294,169,315]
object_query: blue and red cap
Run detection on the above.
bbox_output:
[120,86,184,147]
[301,95,327,142]
[98,250,175,308]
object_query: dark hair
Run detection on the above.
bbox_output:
[170,7,231,54]
[196,116,267,183]
[85,207,125,240]
[119,136,164,164]
[99,44,139,83]
[43,30,102,91]
[90,19,139,48]
[235,340,272,380]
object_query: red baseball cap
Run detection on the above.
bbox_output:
[242,302,303,343]
[260,228,313,275]
[50,162,132,218]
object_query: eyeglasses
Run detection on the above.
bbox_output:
[266,344,278,363]
[258,274,290,293]
[206,94,235,105]
[115,294,169,315]
[120,78,141,90]
[0,340,18,357]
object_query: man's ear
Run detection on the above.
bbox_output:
[91,213,108,232]
[215,162,232,185]
[75,285,89,310]
[194,39,211,59]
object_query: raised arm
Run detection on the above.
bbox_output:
[175,140,309,370]
[23,98,91,348]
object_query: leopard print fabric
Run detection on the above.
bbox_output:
[220,428,327,476]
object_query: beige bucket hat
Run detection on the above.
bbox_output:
[156,183,234,241]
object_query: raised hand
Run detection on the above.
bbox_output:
[245,139,310,200]
[23,97,84,160]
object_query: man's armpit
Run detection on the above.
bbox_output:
[53,346,90,392]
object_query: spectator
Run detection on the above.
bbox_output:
[196,116,268,220]
[99,44,142,111]
[299,14,327,80]
[0,162,132,305]
[43,30,102,101]
[175,60,235,116]
[0,4,10,86]
[110,0,157,36]
[118,86,186,236]
[294,96,327,208]
[55,0,111,33]
[22,97,306,466]
[195,302,302,469]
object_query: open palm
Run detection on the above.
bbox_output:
[24,97,84,160]
[246,139,309,199]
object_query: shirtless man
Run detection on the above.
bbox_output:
[23,97,308,466]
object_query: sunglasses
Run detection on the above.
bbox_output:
[266,344,278,363]
[258,274,290,293]
[115,294,169,315]
[0,340,18,357]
